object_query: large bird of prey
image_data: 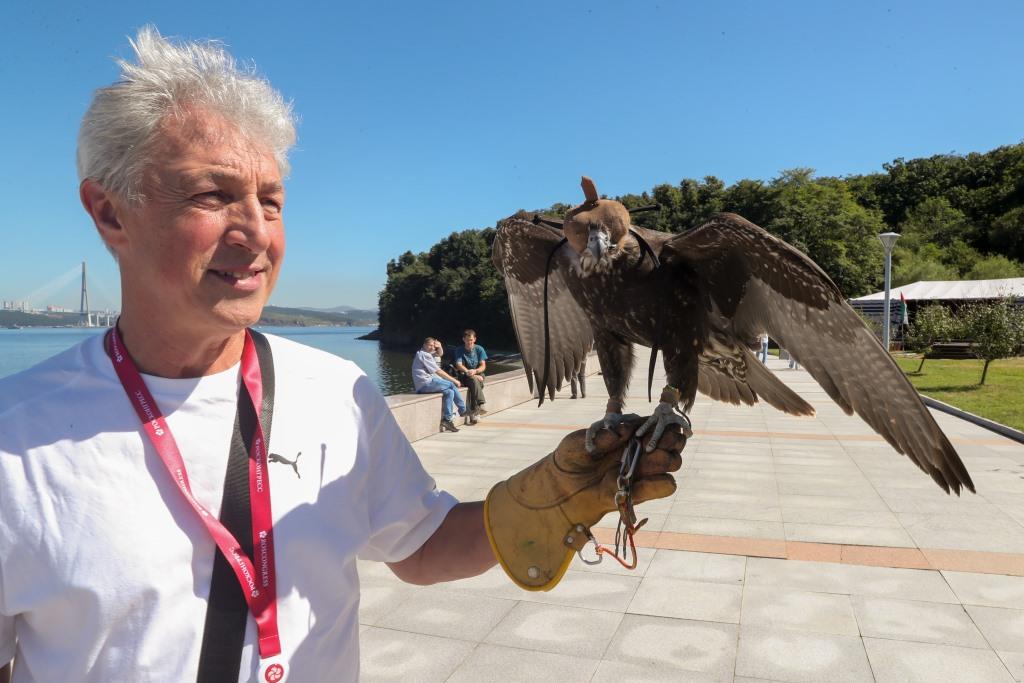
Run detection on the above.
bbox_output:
[492,177,975,494]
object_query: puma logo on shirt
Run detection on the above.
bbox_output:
[269,451,301,479]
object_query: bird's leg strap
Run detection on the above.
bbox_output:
[582,437,649,570]
[661,385,693,437]
[659,384,682,406]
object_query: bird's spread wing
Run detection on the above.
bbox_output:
[493,216,594,400]
[663,213,974,494]
[698,336,816,416]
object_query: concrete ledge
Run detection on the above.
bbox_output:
[922,395,1024,445]
[386,354,600,442]
[387,367,537,442]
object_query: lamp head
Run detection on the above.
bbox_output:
[878,232,901,252]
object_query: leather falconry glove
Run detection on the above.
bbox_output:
[484,417,685,591]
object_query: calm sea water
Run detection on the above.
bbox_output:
[0,326,421,395]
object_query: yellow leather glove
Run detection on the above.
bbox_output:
[484,417,685,591]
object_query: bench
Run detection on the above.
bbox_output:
[925,342,976,360]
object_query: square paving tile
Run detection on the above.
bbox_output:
[446,643,598,683]
[942,571,1024,609]
[734,625,873,682]
[663,515,785,540]
[359,627,475,682]
[851,596,987,648]
[745,558,959,603]
[995,651,1024,681]
[592,659,721,682]
[644,549,746,585]
[963,605,1024,652]
[741,586,858,636]
[358,580,418,626]
[780,493,889,512]
[515,569,641,613]
[628,575,743,623]
[483,601,623,658]
[604,614,738,678]
[781,507,902,527]
[671,500,783,522]
[784,522,916,547]
[377,587,515,641]
[863,637,1015,682]
[443,564,528,600]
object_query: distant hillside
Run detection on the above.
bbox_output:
[258,305,376,327]
[300,304,378,316]
[0,310,79,327]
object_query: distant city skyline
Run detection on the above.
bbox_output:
[3,1,1023,310]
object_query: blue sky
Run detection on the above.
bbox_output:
[2,0,1022,311]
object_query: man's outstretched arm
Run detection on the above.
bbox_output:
[387,421,684,588]
[387,501,495,585]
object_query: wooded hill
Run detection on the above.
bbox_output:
[258,305,377,327]
[377,143,1024,350]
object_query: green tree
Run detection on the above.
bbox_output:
[893,243,958,286]
[959,299,1024,384]
[377,229,515,349]
[989,206,1024,263]
[966,255,1024,280]
[905,304,955,372]
[722,178,776,227]
[767,171,886,297]
[899,196,974,250]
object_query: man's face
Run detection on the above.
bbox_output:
[109,108,285,337]
[463,334,476,348]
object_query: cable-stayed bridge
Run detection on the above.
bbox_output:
[6,262,118,327]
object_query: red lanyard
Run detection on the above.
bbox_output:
[106,327,281,660]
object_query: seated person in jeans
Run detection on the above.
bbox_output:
[412,337,466,433]
[453,329,487,424]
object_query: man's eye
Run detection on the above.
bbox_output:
[193,191,229,204]
[262,198,283,214]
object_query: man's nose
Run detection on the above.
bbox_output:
[225,195,273,252]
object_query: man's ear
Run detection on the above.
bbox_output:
[80,179,130,255]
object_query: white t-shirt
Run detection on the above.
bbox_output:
[0,333,457,682]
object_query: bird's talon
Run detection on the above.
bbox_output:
[639,400,693,450]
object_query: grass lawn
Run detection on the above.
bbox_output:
[893,355,1024,432]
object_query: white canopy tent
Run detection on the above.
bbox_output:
[852,278,1024,302]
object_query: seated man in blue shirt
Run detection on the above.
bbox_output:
[453,329,487,424]
[412,337,466,432]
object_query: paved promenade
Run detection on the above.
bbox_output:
[360,357,1024,682]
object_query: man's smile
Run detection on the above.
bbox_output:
[208,267,266,290]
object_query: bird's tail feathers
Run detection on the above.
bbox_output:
[742,347,816,416]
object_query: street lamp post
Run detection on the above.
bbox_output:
[878,232,901,352]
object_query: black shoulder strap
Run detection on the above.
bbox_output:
[196,330,275,683]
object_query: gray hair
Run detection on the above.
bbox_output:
[77,25,297,203]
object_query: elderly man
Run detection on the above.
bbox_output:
[0,28,683,683]
[412,336,465,432]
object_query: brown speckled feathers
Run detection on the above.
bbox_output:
[494,211,975,494]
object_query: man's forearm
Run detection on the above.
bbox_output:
[437,370,459,384]
[387,501,496,585]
